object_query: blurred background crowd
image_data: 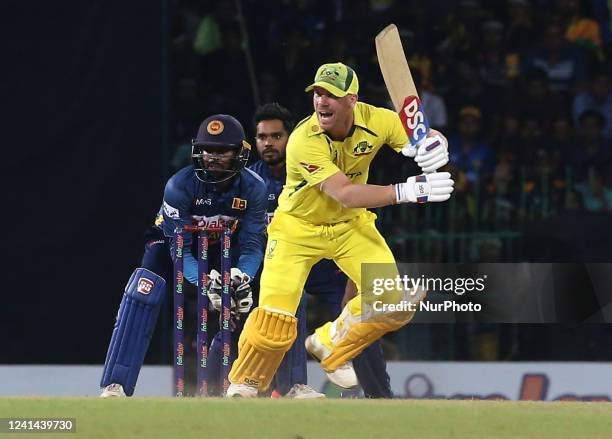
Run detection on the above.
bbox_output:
[165,0,612,362]
[10,0,609,366]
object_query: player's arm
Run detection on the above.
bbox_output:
[235,179,267,279]
[161,174,200,285]
[320,172,395,208]
[320,170,454,208]
[212,179,267,316]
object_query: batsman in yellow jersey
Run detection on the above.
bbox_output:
[227,63,454,396]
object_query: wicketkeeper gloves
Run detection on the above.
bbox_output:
[207,268,253,314]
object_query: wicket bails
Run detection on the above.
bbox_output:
[173,225,233,397]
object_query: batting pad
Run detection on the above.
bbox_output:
[320,304,414,372]
[229,307,297,391]
[100,268,166,396]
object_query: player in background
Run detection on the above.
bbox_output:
[250,102,392,398]
[227,63,453,397]
[100,114,267,397]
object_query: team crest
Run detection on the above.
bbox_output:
[299,162,321,174]
[232,198,247,210]
[319,67,340,84]
[353,141,373,156]
[207,120,224,135]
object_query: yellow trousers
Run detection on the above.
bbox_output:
[259,210,397,316]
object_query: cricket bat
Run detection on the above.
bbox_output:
[375,24,430,148]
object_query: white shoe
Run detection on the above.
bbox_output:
[305,334,358,389]
[226,383,258,398]
[284,384,326,399]
[100,383,126,398]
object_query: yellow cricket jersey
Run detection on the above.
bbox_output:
[277,101,408,225]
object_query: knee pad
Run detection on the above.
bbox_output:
[229,307,297,391]
[100,268,166,396]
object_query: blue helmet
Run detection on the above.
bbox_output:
[191,114,251,183]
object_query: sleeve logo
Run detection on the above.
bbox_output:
[163,201,180,219]
[299,162,321,173]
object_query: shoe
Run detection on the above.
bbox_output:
[100,383,126,398]
[226,383,258,398]
[305,334,358,389]
[284,384,326,399]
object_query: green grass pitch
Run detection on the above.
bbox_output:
[1,398,611,438]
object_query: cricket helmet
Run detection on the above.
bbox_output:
[191,114,251,183]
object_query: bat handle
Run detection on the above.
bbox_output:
[401,143,417,158]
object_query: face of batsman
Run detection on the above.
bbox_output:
[312,86,357,138]
[192,114,251,183]
[255,119,288,166]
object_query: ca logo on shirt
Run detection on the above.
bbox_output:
[353,141,373,156]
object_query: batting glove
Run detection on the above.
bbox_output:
[394,172,454,204]
[230,268,253,314]
[402,134,449,173]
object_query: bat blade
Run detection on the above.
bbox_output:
[375,23,429,146]
[375,24,417,112]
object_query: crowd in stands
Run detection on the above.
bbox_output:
[168,0,612,360]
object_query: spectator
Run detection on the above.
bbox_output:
[556,0,604,60]
[572,67,612,139]
[505,0,536,52]
[446,60,495,125]
[523,19,588,93]
[200,22,255,123]
[436,0,486,58]
[478,20,516,88]
[193,1,236,56]
[572,109,612,180]
[504,68,568,130]
[575,166,612,212]
[412,70,448,130]
[449,106,495,182]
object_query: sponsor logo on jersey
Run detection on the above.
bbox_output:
[352,141,373,155]
[163,201,180,219]
[299,162,321,174]
[268,193,276,201]
[232,198,247,210]
[191,215,237,236]
[195,198,212,206]
[154,214,164,226]
[137,277,154,295]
